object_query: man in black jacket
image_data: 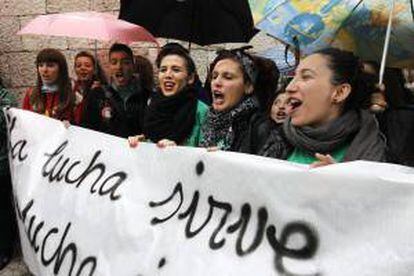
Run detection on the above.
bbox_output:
[84,43,149,138]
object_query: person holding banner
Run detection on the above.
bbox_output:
[262,48,386,167]
[22,48,74,121]
[129,43,208,147]
[85,43,149,138]
[199,49,269,153]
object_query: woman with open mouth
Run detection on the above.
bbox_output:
[199,49,269,153]
[262,48,386,167]
[22,48,74,121]
[269,88,289,125]
[129,43,208,148]
[71,51,107,129]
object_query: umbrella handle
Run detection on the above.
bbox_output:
[379,0,395,85]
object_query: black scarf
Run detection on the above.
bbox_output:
[143,87,197,144]
[199,96,258,150]
[283,110,386,162]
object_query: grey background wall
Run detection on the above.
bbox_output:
[0,0,277,104]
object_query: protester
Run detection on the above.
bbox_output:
[22,48,74,121]
[261,48,386,166]
[129,43,208,147]
[268,87,289,125]
[0,78,17,270]
[72,51,107,128]
[87,43,149,138]
[364,63,414,166]
[199,49,269,153]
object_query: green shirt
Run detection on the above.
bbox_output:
[184,100,208,147]
[287,143,349,165]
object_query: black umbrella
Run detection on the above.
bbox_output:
[119,0,257,46]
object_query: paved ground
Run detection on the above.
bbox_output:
[0,255,30,276]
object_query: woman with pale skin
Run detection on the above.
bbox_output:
[261,48,386,167]
[198,50,269,154]
[128,43,208,148]
[22,48,74,121]
[72,51,106,126]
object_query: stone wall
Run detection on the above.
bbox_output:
[0,0,276,104]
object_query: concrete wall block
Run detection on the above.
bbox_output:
[249,31,279,52]
[191,49,213,82]
[19,15,69,51]
[8,52,37,87]
[92,0,119,12]
[0,0,45,16]
[10,87,28,106]
[22,35,69,51]
[67,38,97,50]
[0,54,11,86]
[47,0,91,13]
[65,49,78,79]
[0,16,24,52]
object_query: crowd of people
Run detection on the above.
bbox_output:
[1,41,414,269]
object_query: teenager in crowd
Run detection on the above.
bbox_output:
[22,48,74,121]
[87,43,149,138]
[72,51,107,128]
[129,43,208,147]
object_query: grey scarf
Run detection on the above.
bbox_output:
[199,96,258,150]
[283,110,386,162]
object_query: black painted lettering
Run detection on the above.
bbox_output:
[150,182,183,225]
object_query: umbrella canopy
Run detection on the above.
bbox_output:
[17,11,158,45]
[119,0,257,46]
[251,0,414,68]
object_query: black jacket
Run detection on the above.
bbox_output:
[231,112,271,154]
[83,82,148,138]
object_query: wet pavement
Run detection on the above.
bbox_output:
[0,256,30,276]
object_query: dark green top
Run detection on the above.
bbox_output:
[183,100,208,147]
[287,142,349,165]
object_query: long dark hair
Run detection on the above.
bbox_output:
[252,55,280,112]
[315,48,373,112]
[134,55,154,92]
[31,48,74,119]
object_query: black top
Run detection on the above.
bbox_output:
[82,82,149,138]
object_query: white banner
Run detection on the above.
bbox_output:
[5,108,414,276]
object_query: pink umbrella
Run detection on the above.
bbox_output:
[17,11,158,45]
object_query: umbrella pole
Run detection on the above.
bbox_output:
[94,39,99,77]
[379,0,395,85]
